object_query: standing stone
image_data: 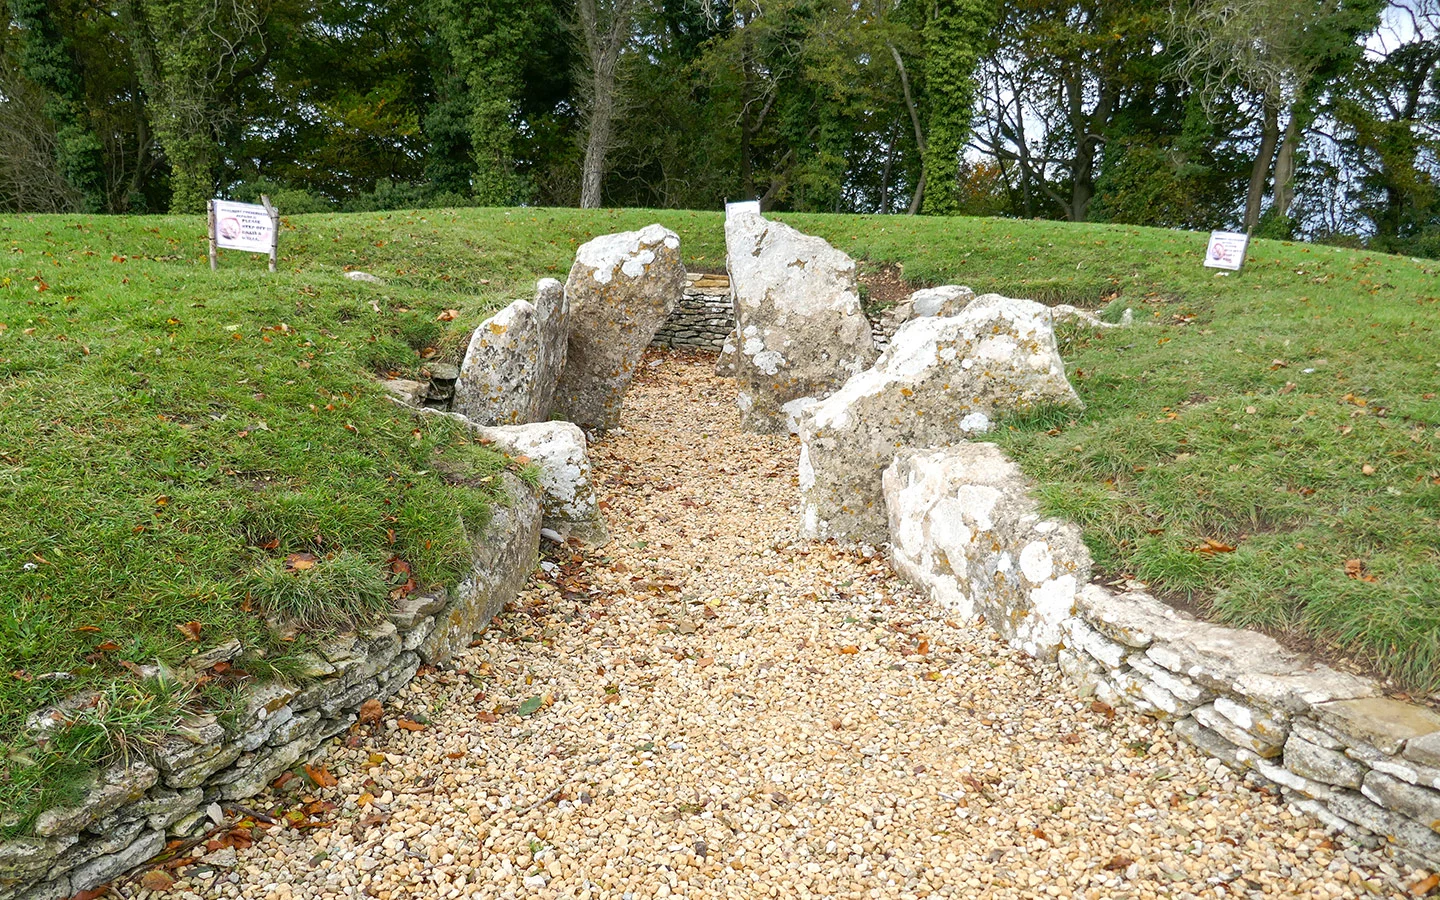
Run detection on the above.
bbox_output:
[553,225,685,430]
[798,294,1083,543]
[724,213,877,434]
[454,278,568,425]
[471,421,607,544]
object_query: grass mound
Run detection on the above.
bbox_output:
[1,205,1436,830]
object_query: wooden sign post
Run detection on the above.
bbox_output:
[209,195,280,272]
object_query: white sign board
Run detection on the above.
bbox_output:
[1203,230,1249,271]
[211,200,276,254]
[725,200,761,219]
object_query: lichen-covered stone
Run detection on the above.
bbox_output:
[419,471,541,664]
[470,422,603,539]
[66,829,163,895]
[454,279,568,426]
[801,295,1081,542]
[1362,771,1440,832]
[1408,731,1440,768]
[1314,697,1440,756]
[553,226,684,430]
[724,213,876,434]
[878,285,975,336]
[33,761,156,837]
[1284,734,1367,789]
[883,444,1089,659]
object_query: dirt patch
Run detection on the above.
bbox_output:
[858,262,922,310]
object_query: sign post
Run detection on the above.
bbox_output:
[1203,229,1251,272]
[209,196,279,272]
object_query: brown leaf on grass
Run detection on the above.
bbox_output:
[73,625,101,633]
[175,621,202,642]
[303,764,338,788]
[140,869,176,892]
[1361,463,1377,476]
[1344,559,1379,583]
[285,552,317,571]
[435,309,459,322]
[1192,539,1235,554]
[1103,854,1135,871]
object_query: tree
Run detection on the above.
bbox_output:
[918,0,995,214]
[1169,0,1385,230]
[576,0,642,207]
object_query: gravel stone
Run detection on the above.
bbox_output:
[111,351,1425,900]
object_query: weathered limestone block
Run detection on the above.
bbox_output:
[724,213,877,433]
[65,829,163,895]
[553,225,685,430]
[33,761,157,838]
[1284,734,1368,789]
[1363,771,1440,831]
[379,378,428,408]
[715,331,738,378]
[470,422,604,541]
[882,444,1089,659]
[879,285,975,335]
[420,471,542,664]
[801,295,1082,542]
[1409,731,1440,768]
[1314,697,1440,756]
[1193,703,1284,758]
[0,838,75,897]
[454,279,568,425]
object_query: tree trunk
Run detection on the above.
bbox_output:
[580,74,616,208]
[1270,109,1299,223]
[878,127,896,213]
[888,43,927,217]
[1245,102,1280,230]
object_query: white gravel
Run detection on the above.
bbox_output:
[122,351,1429,900]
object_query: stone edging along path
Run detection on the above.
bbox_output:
[0,475,544,900]
[880,440,1440,871]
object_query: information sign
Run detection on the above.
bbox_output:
[725,200,761,219]
[1203,230,1249,271]
[208,196,279,272]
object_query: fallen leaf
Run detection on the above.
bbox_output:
[1089,700,1116,719]
[838,645,860,655]
[1408,872,1439,896]
[356,791,374,807]
[1361,463,1376,476]
[175,621,202,642]
[1192,539,1235,554]
[303,764,338,788]
[476,711,499,723]
[1103,854,1135,871]
[358,698,383,725]
[397,718,426,732]
[517,696,544,716]
[140,869,176,891]
[285,552,318,571]
[436,309,459,322]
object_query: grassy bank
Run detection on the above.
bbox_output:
[2,206,1436,828]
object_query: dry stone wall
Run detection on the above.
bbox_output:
[650,275,734,351]
[882,442,1440,870]
[0,475,541,900]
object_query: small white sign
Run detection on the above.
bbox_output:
[1204,230,1249,271]
[212,200,275,254]
[725,200,761,220]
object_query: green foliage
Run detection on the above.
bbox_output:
[919,0,995,215]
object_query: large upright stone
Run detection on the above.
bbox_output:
[883,444,1090,659]
[419,471,542,664]
[797,294,1082,543]
[724,213,877,433]
[553,225,685,431]
[453,278,568,426]
[471,421,606,544]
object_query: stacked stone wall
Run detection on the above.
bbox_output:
[883,443,1440,870]
[650,275,734,351]
[1,475,541,900]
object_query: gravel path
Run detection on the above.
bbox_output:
[140,351,1425,900]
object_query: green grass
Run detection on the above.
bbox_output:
[1,206,1437,829]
